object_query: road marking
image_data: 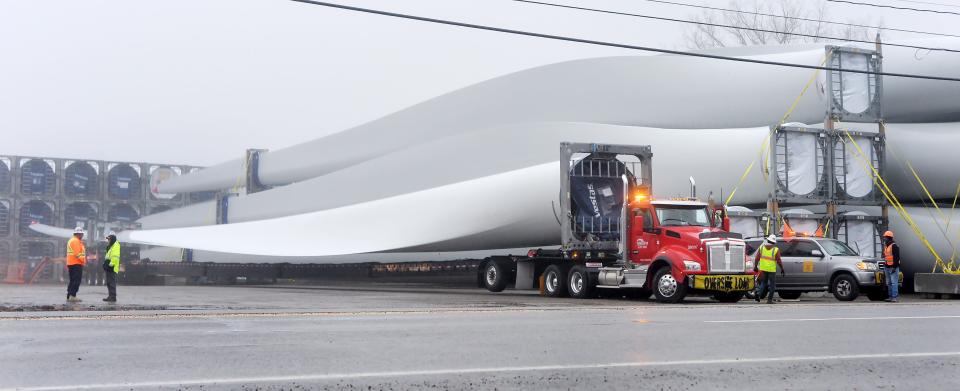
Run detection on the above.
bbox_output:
[8,351,960,390]
[705,315,960,323]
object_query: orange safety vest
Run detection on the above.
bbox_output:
[884,243,895,267]
[66,237,86,266]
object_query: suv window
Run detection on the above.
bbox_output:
[778,240,819,257]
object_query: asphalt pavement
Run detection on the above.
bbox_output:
[1,284,959,390]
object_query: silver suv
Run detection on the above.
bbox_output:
[745,237,900,301]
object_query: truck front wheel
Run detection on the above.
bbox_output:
[482,261,508,292]
[652,268,687,303]
[543,265,568,298]
[567,265,595,299]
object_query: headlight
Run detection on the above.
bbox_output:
[856,261,878,271]
[683,260,701,271]
[745,260,754,270]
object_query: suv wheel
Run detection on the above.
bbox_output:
[652,268,687,303]
[832,274,860,301]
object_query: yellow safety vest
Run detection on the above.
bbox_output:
[106,242,121,273]
[758,246,779,273]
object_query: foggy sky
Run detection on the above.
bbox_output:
[2,0,958,166]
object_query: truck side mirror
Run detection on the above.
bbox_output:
[632,214,645,236]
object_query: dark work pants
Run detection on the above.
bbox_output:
[67,265,83,298]
[106,271,117,298]
[756,271,777,302]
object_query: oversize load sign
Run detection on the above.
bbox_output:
[693,275,754,292]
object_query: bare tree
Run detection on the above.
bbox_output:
[684,0,878,49]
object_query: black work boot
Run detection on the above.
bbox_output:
[103,296,116,303]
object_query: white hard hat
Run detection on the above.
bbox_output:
[765,234,777,244]
[73,227,85,235]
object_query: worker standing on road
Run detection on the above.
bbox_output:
[65,228,86,302]
[883,231,901,303]
[754,235,785,304]
[102,233,120,302]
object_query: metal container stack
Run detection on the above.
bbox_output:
[0,155,206,280]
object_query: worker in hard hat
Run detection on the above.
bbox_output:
[65,228,87,302]
[102,233,120,302]
[882,231,901,302]
[754,234,785,304]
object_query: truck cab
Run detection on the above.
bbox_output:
[478,142,754,303]
[627,198,754,303]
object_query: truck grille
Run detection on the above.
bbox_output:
[708,243,746,273]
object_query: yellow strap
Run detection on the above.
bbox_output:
[842,129,957,274]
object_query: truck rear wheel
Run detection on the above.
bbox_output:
[482,261,509,292]
[567,265,595,299]
[652,268,686,303]
[543,265,568,298]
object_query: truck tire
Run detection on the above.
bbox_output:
[713,292,745,303]
[542,265,568,298]
[652,268,687,303]
[778,291,802,300]
[567,265,595,299]
[832,274,860,301]
[482,261,509,293]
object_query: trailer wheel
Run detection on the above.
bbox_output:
[567,265,595,299]
[542,265,568,298]
[652,268,686,303]
[482,261,509,292]
[832,274,860,301]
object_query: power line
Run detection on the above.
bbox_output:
[638,0,960,38]
[827,0,960,16]
[287,0,960,82]
[513,0,960,53]
[892,0,960,9]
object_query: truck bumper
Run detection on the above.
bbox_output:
[689,274,754,293]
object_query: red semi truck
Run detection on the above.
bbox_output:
[478,143,754,303]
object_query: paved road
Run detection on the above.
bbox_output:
[1,285,959,390]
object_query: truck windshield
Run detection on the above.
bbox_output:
[820,239,859,256]
[655,205,710,227]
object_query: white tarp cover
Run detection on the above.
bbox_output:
[835,51,872,114]
[782,209,819,234]
[842,211,878,258]
[776,131,821,196]
[835,135,876,198]
[727,206,761,238]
